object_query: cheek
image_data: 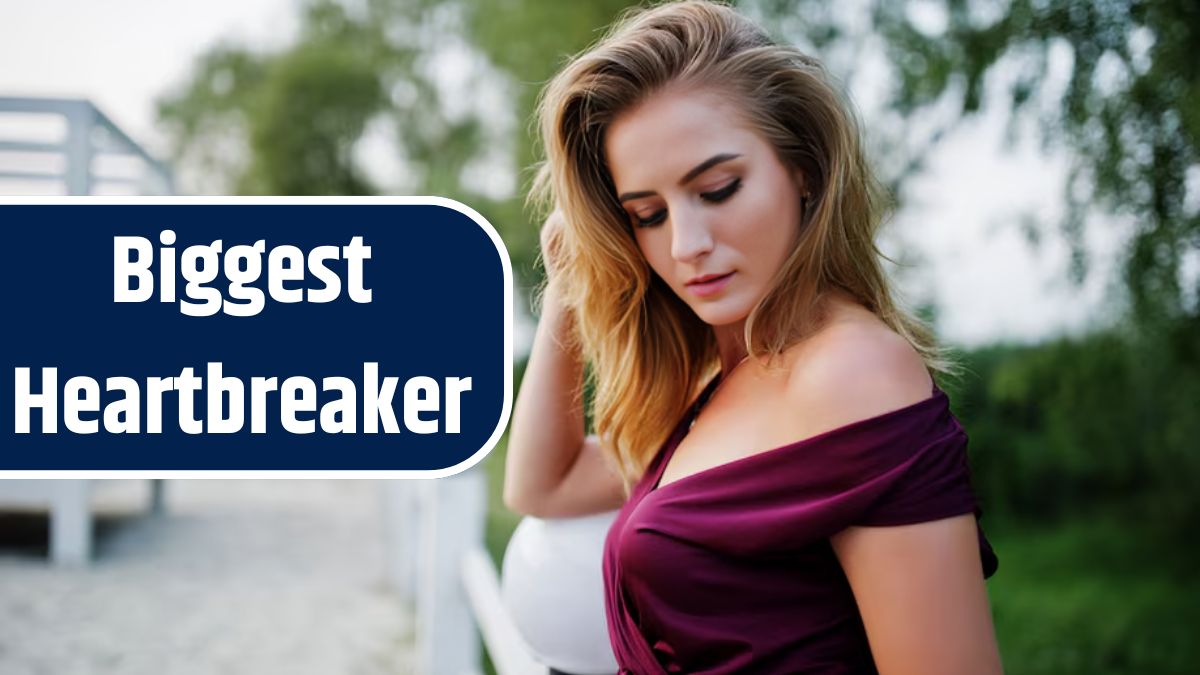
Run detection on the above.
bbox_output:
[735,186,800,258]
[633,230,673,279]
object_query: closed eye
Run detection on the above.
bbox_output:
[700,177,742,203]
[630,178,742,228]
[633,209,667,228]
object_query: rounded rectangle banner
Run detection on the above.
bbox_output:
[0,197,512,477]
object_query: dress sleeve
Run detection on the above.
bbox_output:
[852,420,980,527]
[846,409,1000,578]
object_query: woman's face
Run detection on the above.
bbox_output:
[606,86,805,327]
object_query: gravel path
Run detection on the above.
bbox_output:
[0,480,413,675]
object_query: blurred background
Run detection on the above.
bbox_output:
[1,0,1197,674]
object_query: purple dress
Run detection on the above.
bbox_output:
[602,375,998,674]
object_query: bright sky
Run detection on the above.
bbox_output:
[0,0,1122,349]
[0,0,298,152]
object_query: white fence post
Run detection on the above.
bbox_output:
[149,479,167,515]
[387,470,556,675]
[383,480,422,604]
[63,102,95,196]
[416,469,486,675]
[50,480,92,565]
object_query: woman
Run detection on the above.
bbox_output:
[504,1,1002,673]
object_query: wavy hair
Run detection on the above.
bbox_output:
[531,0,952,486]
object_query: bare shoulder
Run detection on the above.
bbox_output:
[782,305,934,435]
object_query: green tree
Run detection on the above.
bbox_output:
[862,0,1199,323]
[460,0,636,281]
[158,0,499,242]
[158,1,393,195]
[158,0,639,286]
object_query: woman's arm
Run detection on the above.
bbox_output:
[502,213,627,518]
[790,318,1003,674]
[831,516,1004,675]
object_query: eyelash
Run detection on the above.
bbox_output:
[633,178,743,228]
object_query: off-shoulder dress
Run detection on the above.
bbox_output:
[602,374,999,674]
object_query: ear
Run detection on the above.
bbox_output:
[791,168,813,219]
[791,166,809,196]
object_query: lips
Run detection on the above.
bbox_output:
[684,271,735,298]
[685,271,734,286]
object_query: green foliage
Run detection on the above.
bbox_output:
[947,315,1200,523]
[157,0,641,287]
[459,0,636,283]
[156,46,269,192]
[246,38,385,195]
[986,512,1199,675]
[866,0,1200,322]
[159,1,397,195]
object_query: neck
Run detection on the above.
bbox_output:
[713,321,749,374]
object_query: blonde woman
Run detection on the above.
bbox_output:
[504,2,1002,673]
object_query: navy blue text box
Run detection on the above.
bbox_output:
[0,199,511,474]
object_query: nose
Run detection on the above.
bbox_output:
[670,207,714,263]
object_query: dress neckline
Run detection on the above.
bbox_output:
[650,377,945,494]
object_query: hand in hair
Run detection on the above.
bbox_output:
[506,207,628,517]
[539,208,568,289]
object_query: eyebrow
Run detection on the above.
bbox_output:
[617,153,742,203]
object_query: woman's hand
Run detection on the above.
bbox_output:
[539,208,568,290]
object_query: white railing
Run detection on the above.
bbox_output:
[384,472,547,675]
[462,546,548,675]
[385,472,619,675]
[0,96,173,196]
[0,97,173,566]
[0,480,166,565]
[384,473,544,672]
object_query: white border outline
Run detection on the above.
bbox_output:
[0,196,514,479]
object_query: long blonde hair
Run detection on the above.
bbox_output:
[531,0,951,486]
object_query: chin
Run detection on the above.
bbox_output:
[688,301,752,327]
